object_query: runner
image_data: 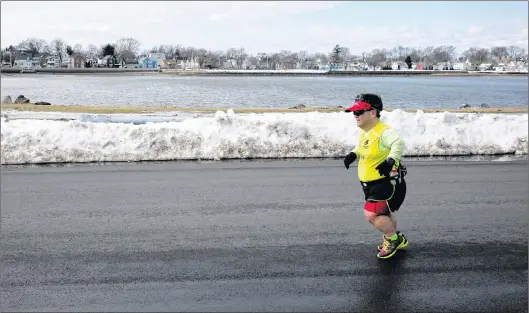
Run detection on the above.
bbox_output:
[343,93,408,259]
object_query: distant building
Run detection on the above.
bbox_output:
[69,54,86,68]
[139,57,157,68]
[160,59,177,69]
[14,59,33,69]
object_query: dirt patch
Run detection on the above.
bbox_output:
[1,103,527,114]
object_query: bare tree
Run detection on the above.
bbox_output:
[462,47,490,63]
[507,45,525,60]
[17,38,48,57]
[195,48,208,68]
[5,45,16,66]
[297,50,308,69]
[207,50,224,68]
[365,49,388,68]
[225,48,238,60]
[314,52,329,66]
[421,46,434,63]
[490,46,508,61]
[85,44,99,59]
[163,44,177,59]
[268,53,281,69]
[256,52,269,69]
[443,45,457,62]
[51,38,65,66]
[236,47,247,69]
[115,37,140,60]
[247,55,258,69]
[340,46,352,63]
[73,44,84,56]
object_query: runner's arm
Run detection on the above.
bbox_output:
[380,129,405,167]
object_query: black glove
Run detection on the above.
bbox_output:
[376,157,395,176]
[343,152,357,169]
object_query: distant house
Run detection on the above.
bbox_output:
[223,59,237,69]
[45,54,61,68]
[391,61,408,70]
[123,59,139,68]
[434,62,452,70]
[69,54,87,68]
[99,55,121,68]
[345,62,368,71]
[139,57,157,68]
[467,60,481,71]
[148,53,166,65]
[160,59,177,69]
[14,59,33,69]
[12,50,43,68]
[479,63,494,71]
[279,57,299,70]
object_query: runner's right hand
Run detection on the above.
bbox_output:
[343,152,357,169]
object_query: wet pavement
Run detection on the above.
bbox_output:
[1,159,527,312]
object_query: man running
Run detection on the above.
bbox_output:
[343,93,408,259]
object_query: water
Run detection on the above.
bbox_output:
[1,74,527,109]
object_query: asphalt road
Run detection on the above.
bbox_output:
[1,159,527,312]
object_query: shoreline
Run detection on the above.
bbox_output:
[1,68,527,77]
[1,104,527,114]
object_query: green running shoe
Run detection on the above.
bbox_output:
[378,231,407,250]
[377,233,408,259]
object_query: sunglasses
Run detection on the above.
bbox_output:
[353,109,372,117]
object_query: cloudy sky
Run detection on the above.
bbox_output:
[1,1,527,55]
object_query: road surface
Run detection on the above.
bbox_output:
[1,159,527,312]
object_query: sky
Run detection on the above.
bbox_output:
[1,1,527,56]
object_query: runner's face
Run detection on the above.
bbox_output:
[354,109,374,128]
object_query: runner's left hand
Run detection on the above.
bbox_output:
[376,158,395,176]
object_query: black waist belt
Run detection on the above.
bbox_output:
[360,177,389,187]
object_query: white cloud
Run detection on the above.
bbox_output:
[467,26,483,35]
[209,13,229,22]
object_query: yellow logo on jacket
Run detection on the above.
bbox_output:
[356,121,391,182]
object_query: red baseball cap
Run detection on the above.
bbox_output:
[344,93,383,112]
[344,100,373,112]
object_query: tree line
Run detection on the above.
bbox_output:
[2,37,528,69]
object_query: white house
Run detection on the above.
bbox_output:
[346,62,368,71]
[14,59,33,69]
[453,62,469,70]
[494,63,506,71]
[45,55,62,68]
[479,63,494,71]
[391,61,409,70]
[453,60,480,71]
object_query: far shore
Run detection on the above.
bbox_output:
[1,104,527,114]
[1,67,528,77]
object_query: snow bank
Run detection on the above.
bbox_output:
[1,109,527,164]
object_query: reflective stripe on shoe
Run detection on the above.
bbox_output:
[377,233,408,259]
[378,231,407,250]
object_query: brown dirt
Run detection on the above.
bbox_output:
[1,104,527,114]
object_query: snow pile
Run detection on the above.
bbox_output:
[1,109,527,164]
